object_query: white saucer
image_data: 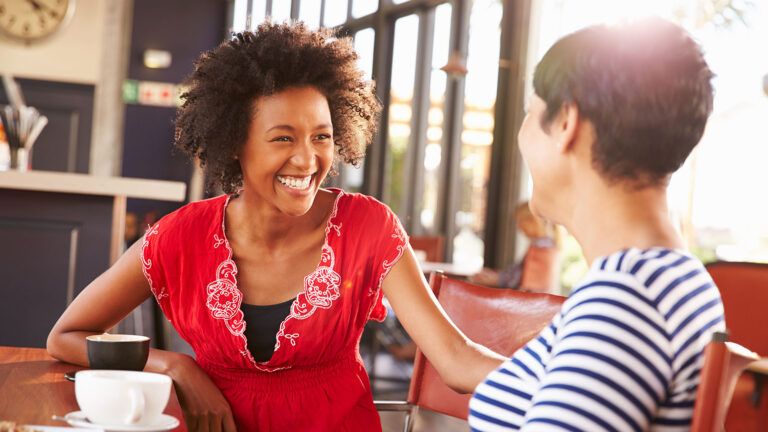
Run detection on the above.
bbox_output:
[63,411,180,431]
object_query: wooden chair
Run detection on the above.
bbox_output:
[375,272,566,431]
[706,262,768,356]
[705,261,768,430]
[409,236,445,262]
[691,331,760,432]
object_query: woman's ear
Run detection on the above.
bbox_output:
[554,101,580,153]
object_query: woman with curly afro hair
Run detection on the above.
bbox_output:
[48,21,505,431]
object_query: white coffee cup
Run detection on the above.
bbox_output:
[75,370,172,426]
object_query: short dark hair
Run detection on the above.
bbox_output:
[175,21,381,194]
[533,18,714,186]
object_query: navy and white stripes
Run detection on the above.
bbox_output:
[469,248,725,431]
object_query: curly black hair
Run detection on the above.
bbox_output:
[175,21,381,194]
[533,18,714,187]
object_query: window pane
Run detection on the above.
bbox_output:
[352,0,377,18]
[270,0,292,23]
[385,14,419,217]
[453,0,502,268]
[339,28,376,193]
[353,28,375,80]
[420,3,452,234]
[299,0,321,28]
[673,4,768,263]
[250,0,267,28]
[232,0,248,32]
[324,0,348,27]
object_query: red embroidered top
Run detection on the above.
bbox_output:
[141,189,407,431]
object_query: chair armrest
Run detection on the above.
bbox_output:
[374,400,414,412]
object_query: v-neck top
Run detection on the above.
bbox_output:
[140,188,408,431]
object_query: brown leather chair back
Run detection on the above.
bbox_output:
[409,236,445,262]
[691,332,759,432]
[407,272,566,419]
[705,262,768,356]
[704,261,768,430]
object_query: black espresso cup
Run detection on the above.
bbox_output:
[86,334,150,371]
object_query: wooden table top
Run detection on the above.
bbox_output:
[0,346,186,430]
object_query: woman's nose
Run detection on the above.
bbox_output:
[291,138,317,170]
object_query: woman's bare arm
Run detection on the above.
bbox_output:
[46,239,236,432]
[381,247,506,394]
[46,239,181,373]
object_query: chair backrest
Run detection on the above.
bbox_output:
[705,261,768,356]
[407,272,566,419]
[691,332,759,432]
[409,236,445,262]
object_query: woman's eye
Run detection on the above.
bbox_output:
[316,134,332,141]
[271,136,292,142]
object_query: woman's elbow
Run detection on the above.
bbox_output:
[46,329,64,360]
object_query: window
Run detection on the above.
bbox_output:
[419,4,452,234]
[338,27,377,193]
[384,14,420,217]
[353,28,375,80]
[270,0,292,23]
[231,0,266,32]
[232,0,248,32]
[299,0,322,28]
[452,0,502,267]
[352,0,377,18]
[324,0,348,27]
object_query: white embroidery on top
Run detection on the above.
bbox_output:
[272,194,343,351]
[207,192,344,372]
[374,218,407,295]
[205,196,287,372]
[141,224,168,300]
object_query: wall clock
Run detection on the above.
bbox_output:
[0,0,76,43]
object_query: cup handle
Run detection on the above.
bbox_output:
[126,386,146,424]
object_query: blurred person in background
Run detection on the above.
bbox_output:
[471,201,561,293]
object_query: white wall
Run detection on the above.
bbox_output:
[0,0,107,84]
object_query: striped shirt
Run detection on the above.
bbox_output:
[469,248,725,431]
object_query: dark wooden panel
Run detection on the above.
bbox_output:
[0,189,113,347]
[0,219,78,348]
[0,79,94,173]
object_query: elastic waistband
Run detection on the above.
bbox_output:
[197,352,363,392]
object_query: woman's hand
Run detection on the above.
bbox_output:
[166,354,237,432]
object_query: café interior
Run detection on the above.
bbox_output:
[1,0,767,431]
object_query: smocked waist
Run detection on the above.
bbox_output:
[197,352,364,392]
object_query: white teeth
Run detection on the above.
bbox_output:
[277,175,312,190]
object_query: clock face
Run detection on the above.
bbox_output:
[0,0,75,42]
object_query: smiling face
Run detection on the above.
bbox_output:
[239,86,335,217]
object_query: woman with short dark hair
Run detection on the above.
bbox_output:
[469,18,724,431]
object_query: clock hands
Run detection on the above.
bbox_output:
[25,0,60,20]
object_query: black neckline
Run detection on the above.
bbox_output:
[241,297,296,310]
